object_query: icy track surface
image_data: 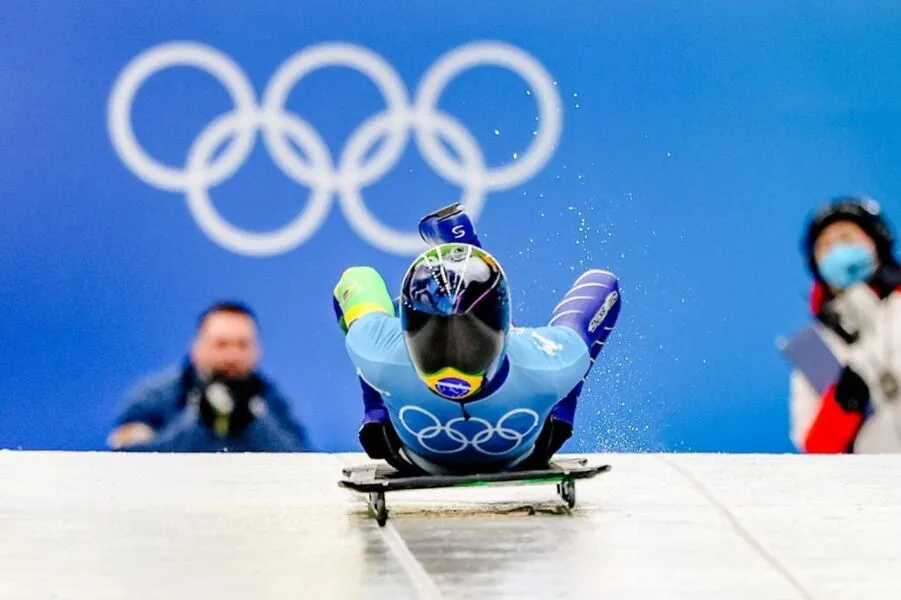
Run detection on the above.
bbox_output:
[1,452,899,599]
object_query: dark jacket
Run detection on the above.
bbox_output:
[113,359,311,452]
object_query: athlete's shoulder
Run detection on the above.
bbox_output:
[503,325,590,399]
[345,312,408,366]
[344,313,431,400]
[506,325,588,369]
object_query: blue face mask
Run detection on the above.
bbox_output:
[817,243,877,289]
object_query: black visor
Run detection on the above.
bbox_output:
[404,313,505,375]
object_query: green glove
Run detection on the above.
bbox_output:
[333,266,395,332]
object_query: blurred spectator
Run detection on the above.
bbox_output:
[108,301,311,452]
[790,196,901,453]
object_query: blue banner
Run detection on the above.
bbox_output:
[3,1,900,451]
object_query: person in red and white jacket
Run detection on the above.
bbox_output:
[791,196,901,453]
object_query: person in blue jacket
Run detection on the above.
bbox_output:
[332,204,621,475]
[107,301,311,452]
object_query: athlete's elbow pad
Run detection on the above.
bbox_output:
[332,266,395,332]
[549,269,621,356]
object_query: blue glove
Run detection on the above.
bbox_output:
[418,203,482,247]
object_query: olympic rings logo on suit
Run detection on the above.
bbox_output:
[107,41,562,256]
[397,405,540,456]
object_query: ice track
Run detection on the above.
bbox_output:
[1,452,899,599]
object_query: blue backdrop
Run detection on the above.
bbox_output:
[2,1,900,452]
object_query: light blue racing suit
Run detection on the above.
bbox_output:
[346,312,590,474]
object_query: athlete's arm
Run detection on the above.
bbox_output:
[549,269,621,363]
[525,269,622,464]
[332,266,418,470]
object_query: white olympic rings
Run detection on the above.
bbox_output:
[107,41,562,256]
[397,405,540,456]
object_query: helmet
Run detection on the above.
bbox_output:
[399,243,511,401]
[803,195,895,280]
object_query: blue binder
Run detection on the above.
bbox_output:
[778,327,843,395]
